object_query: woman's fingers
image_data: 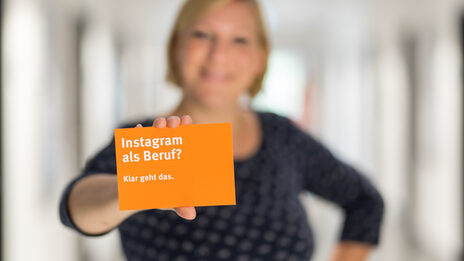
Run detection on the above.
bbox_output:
[174,206,196,220]
[153,117,167,128]
[167,116,181,128]
[152,115,192,128]
[180,115,193,125]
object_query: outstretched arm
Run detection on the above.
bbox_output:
[61,116,196,236]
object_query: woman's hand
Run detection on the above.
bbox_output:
[137,115,196,220]
[329,241,372,261]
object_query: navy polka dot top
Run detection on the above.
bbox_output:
[59,110,384,261]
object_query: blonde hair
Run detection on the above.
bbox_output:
[166,0,270,97]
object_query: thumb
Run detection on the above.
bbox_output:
[174,206,196,220]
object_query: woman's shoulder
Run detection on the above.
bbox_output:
[256,110,322,145]
[256,110,299,130]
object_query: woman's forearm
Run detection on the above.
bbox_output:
[329,241,373,261]
[67,174,140,235]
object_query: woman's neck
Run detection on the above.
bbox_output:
[169,97,251,137]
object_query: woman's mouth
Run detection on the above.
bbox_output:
[200,69,229,83]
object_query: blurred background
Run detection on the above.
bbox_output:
[1,0,463,260]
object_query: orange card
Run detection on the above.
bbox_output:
[114,123,236,210]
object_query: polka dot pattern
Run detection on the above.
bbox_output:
[59,110,384,260]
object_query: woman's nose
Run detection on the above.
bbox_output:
[207,38,230,65]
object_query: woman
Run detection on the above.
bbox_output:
[59,0,384,260]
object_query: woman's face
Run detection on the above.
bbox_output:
[175,1,265,109]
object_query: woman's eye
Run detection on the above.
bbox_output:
[191,30,211,39]
[234,37,249,45]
